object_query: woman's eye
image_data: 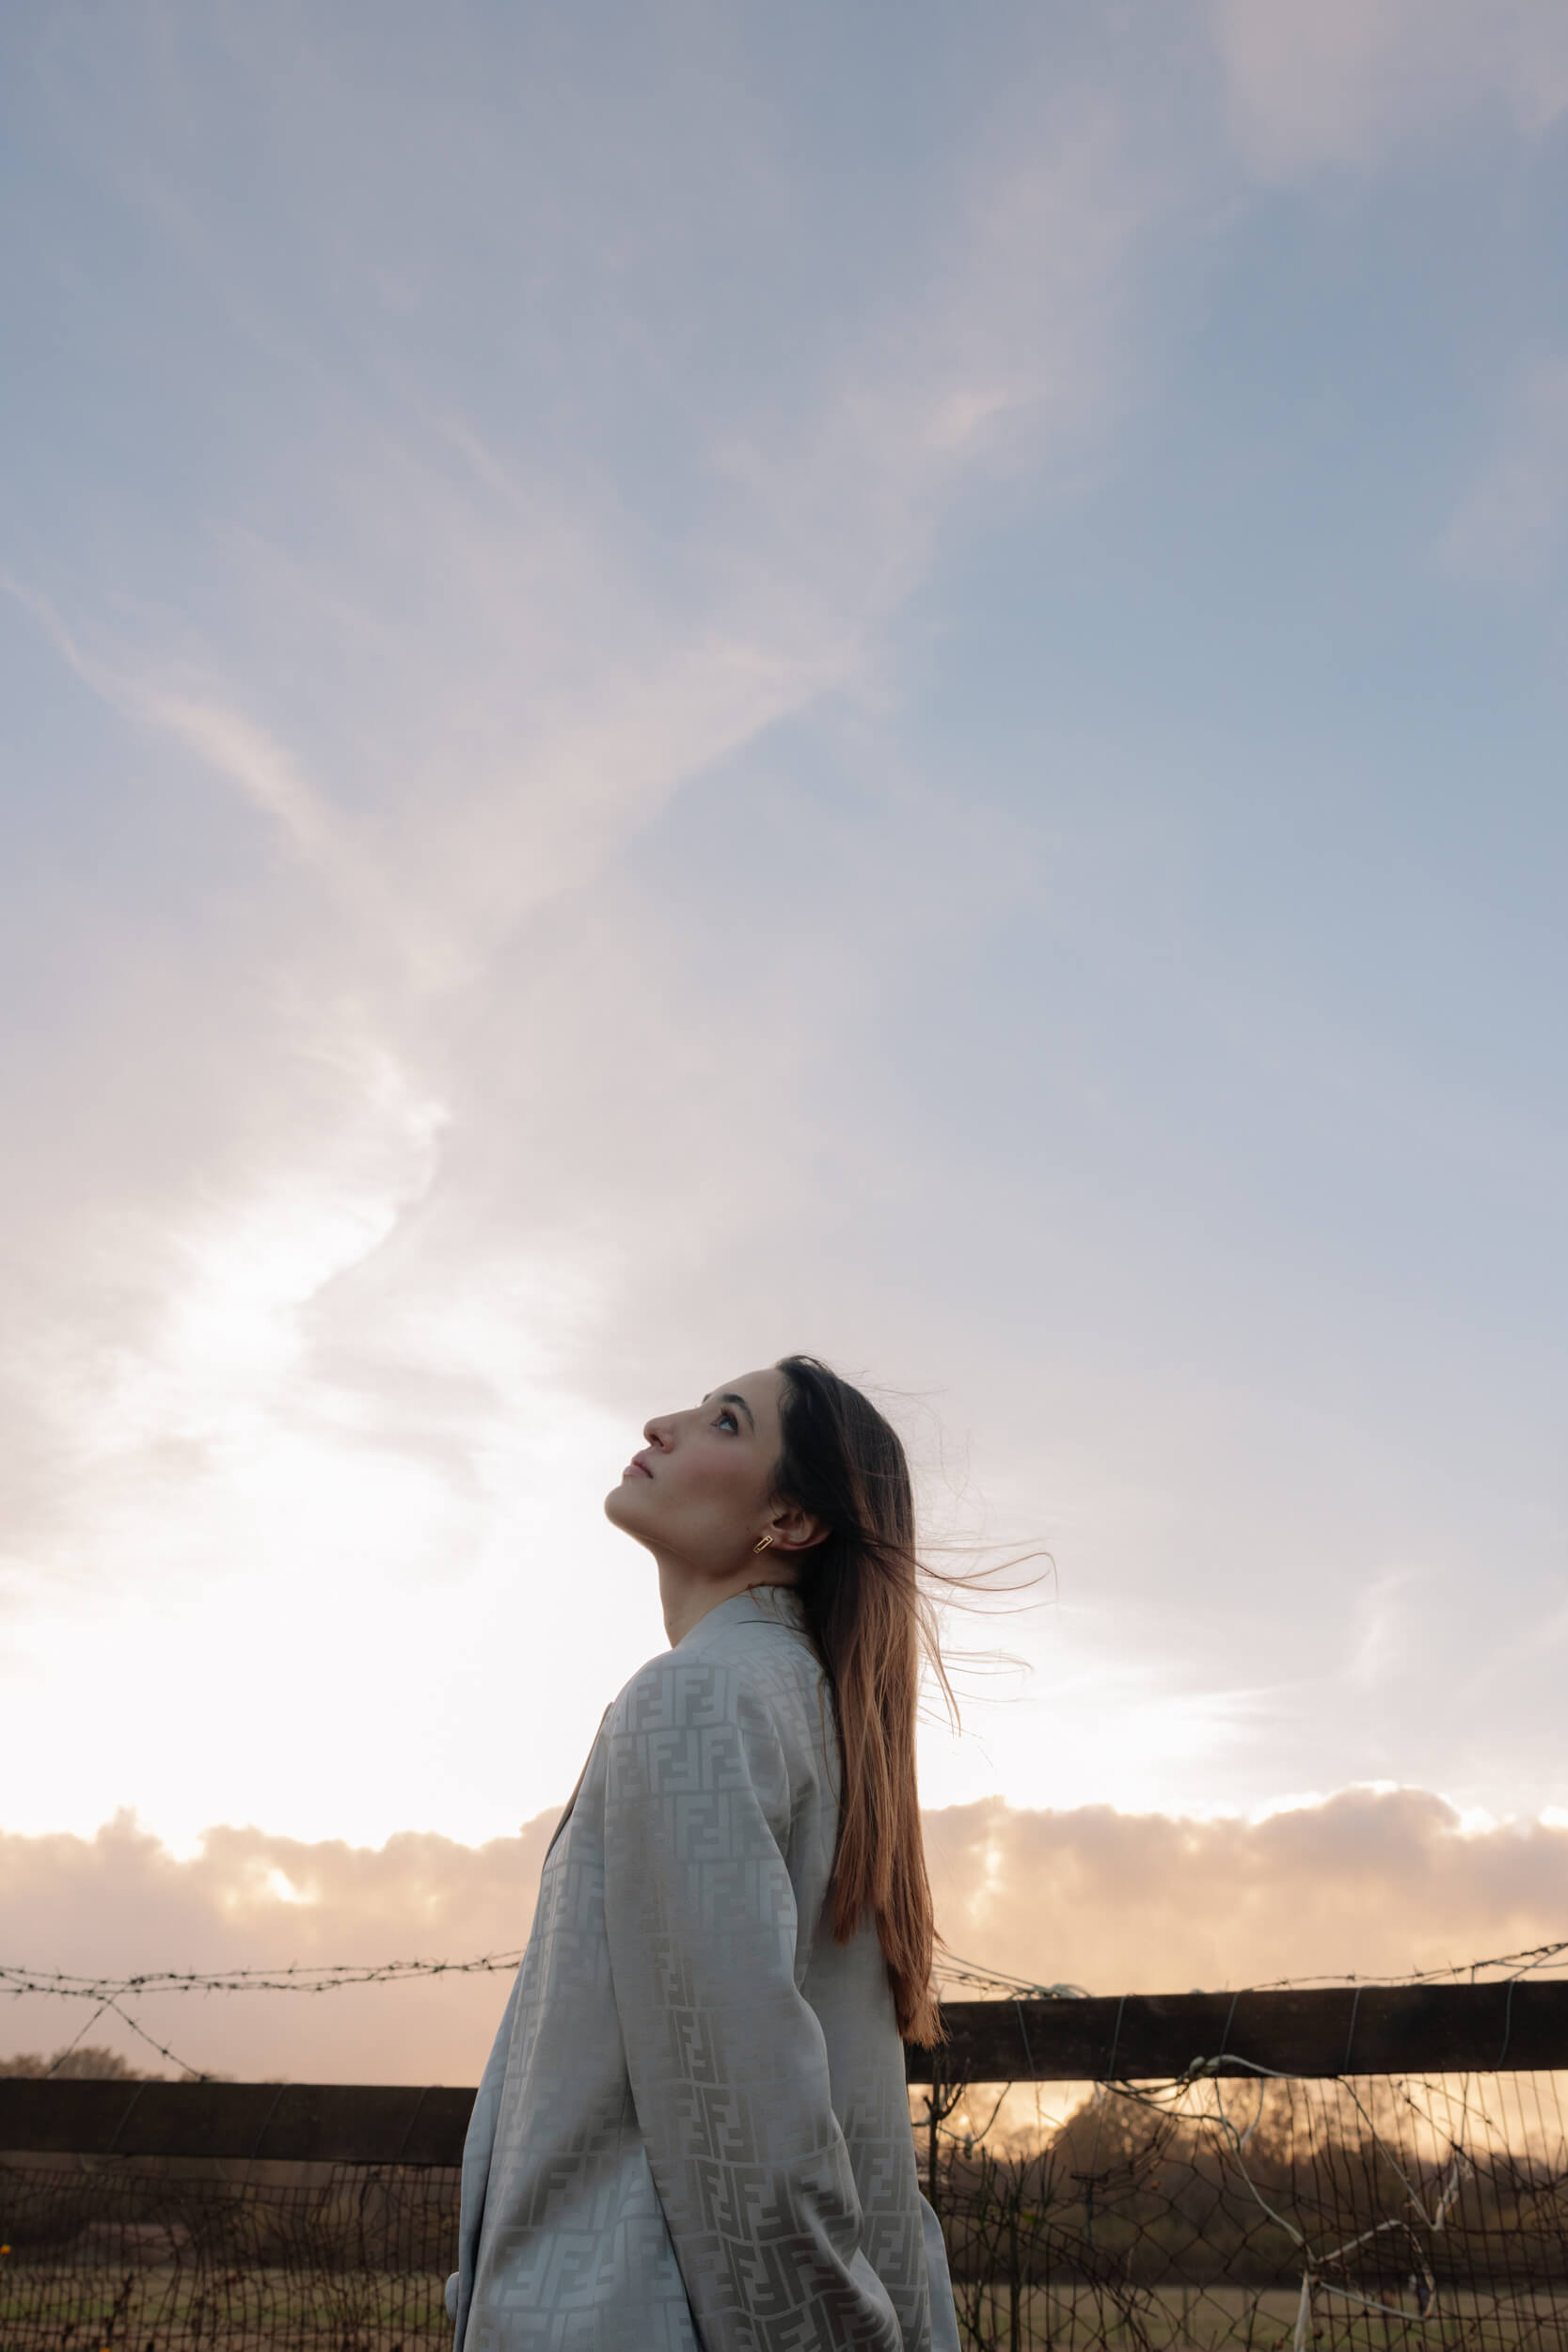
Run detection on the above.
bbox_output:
[716,1409,737,1433]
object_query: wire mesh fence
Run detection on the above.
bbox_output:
[4,1956,1566,2349]
[0,2153,460,2351]
[3,2068,1565,2349]
[927,2066,1568,2352]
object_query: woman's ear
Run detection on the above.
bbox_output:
[770,1502,830,1554]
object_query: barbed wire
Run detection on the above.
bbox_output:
[7,1931,1563,2107]
[1,1951,528,2004]
[935,1953,1091,1999]
[1242,1932,1568,1990]
[39,1994,206,2081]
[0,1951,524,2082]
[5,1931,1563,2033]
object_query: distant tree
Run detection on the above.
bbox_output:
[0,2045,161,2079]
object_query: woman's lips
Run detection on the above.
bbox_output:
[623,1459,653,1479]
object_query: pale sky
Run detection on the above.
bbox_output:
[4,0,1568,1924]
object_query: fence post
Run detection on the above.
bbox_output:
[927,2054,943,2213]
[1009,2198,1022,2352]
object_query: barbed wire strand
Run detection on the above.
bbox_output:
[6,1930,1563,2016]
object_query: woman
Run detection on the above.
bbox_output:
[449,1357,961,2351]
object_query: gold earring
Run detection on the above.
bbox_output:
[752,1534,774,1554]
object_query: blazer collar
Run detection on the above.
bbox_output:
[675,1582,807,1652]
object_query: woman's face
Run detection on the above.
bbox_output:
[604,1365,802,1575]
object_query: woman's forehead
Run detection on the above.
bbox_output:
[705,1367,785,1422]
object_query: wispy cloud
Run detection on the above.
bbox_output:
[2,574,438,975]
[1343,1565,1421,1693]
[1207,0,1568,175]
[1440,353,1568,586]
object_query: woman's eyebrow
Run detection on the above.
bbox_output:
[705,1389,755,1431]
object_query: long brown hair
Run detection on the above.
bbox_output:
[771,1355,948,2046]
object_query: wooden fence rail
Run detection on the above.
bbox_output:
[909,1978,1568,2086]
[2,1982,1563,2165]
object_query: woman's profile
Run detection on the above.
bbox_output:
[449,1355,962,2350]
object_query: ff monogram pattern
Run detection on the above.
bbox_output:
[450,1587,959,2352]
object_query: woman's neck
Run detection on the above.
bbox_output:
[657,1559,798,1647]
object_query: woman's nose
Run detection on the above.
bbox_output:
[643,1414,673,1449]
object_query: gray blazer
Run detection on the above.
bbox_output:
[450,1585,959,2351]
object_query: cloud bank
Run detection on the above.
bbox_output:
[3,1789,1563,2086]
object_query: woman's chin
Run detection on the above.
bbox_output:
[603,1480,645,1529]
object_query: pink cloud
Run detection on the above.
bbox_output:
[4,1789,1563,2085]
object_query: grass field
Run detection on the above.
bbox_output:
[956,2281,1568,2352]
[6,2268,1568,2352]
[0,2259,450,2350]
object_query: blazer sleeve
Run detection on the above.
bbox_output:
[449,1961,523,2351]
[603,1654,903,2351]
